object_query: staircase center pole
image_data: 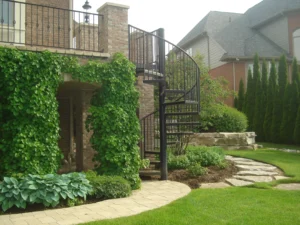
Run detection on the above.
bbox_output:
[157,28,167,180]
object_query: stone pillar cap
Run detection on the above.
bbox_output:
[97,2,130,12]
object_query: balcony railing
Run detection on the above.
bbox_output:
[0,0,103,52]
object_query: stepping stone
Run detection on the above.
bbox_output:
[236,165,277,171]
[274,176,290,181]
[233,175,273,183]
[200,182,231,189]
[226,157,253,162]
[226,178,253,187]
[237,171,278,176]
[275,183,300,190]
[232,161,272,167]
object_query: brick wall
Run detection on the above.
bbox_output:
[74,23,100,51]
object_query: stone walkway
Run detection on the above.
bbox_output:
[0,181,191,225]
[201,155,290,188]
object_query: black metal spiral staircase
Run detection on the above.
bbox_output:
[128,25,200,180]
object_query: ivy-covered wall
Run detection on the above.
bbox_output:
[0,47,141,189]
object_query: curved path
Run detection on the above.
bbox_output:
[201,155,290,188]
[0,181,190,225]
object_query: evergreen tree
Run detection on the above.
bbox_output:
[253,55,263,140]
[237,79,245,112]
[260,60,268,139]
[264,61,277,141]
[234,96,238,109]
[292,57,300,84]
[245,69,255,131]
[294,105,300,144]
[278,55,288,97]
[280,82,298,144]
[271,87,281,143]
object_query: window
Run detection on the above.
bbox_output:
[0,0,14,26]
[186,48,192,56]
[293,29,300,61]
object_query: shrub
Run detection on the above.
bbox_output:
[187,146,225,167]
[85,170,131,200]
[0,173,92,212]
[201,105,247,132]
[187,164,207,177]
[168,154,191,170]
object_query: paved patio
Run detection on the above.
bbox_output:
[0,181,191,225]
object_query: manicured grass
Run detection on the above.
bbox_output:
[82,149,300,225]
[83,188,300,225]
[258,142,300,150]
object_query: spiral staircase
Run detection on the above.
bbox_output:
[128,25,200,180]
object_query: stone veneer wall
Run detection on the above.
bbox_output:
[190,132,257,150]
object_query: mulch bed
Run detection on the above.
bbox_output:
[143,160,238,189]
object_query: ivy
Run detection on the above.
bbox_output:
[0,47,63,176]
[72,54,141,189]
[0,48,141,189]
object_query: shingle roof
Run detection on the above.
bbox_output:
[177,0,300,60]
[177,11,241,48]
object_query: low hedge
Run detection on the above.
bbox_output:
[85,170,131,200]
[0,173,92,212]
[200,104,248,132]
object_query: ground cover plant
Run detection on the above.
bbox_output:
[81,149,300,225]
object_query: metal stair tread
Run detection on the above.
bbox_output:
[166,132,194,135]
[164,100,198,106]
[166,122,201,126]
[139,170,161,176]
[145,151,160,155]
[165,111,199,116]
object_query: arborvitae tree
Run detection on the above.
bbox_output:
[264,61,277,141]
[253,55,263,140]
[271,87,281,143]
[272,55,288,141]
[260,60,268,138]
[294,105,300,144]
[280,82,299,144]
[292,57,299,84]
[245,69,255,131]
[234,96,238,109]
[278,55,288,97]
[237,79,245,112]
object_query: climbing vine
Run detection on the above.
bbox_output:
[0,47,63,176]
[70,54,141,189]
[0,48,141,189]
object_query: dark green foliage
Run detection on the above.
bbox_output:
[186,146,225,167]
[237,79,245,112]
[201,105,247,132]
[71,54,141,190]
[245,69,255,130]
[294,106,300,144]
[263,60,277,141]
[0,48,63,176]
[0,173,92,212]
[84,170,131,200]
[234,96,238,109]
[168,155,191,170]
[253,55,264,141]
[280,82,299,144]
[278,55,288,97]
[271,88,282,143]
[187,164,207,177]
[292,58,299,84]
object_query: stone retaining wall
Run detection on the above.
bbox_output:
[190,132,258,150]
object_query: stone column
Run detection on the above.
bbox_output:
[97,2,129,56]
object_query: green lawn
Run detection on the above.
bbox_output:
[82,149,300,225]
[258,142,300,151]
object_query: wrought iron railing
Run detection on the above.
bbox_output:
[0,0,103,51]
[129,25,200,178]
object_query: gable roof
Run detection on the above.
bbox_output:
[177,11,241,48]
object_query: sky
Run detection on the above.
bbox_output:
[74,0,263,44]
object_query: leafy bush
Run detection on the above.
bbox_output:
[187,164,207,177]
[187,146,225,167]
[0,173,92,212]
[85,170,131,200]
[168,154,191,170]
[200,105,248,132]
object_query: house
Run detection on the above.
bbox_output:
[177,0,300,105]
[0,0,200,180]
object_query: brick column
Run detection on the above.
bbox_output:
[97,2,129,56]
